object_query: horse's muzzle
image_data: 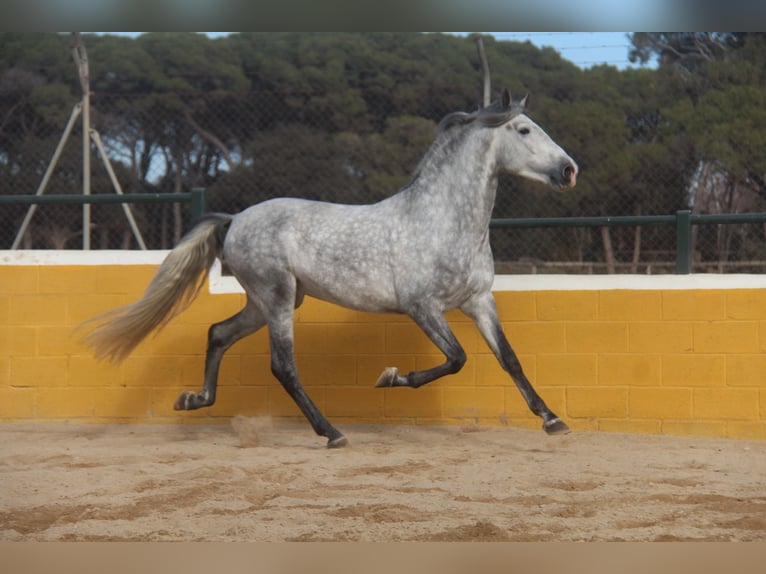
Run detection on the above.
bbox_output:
[554,160,578,190]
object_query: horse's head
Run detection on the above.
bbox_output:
[492,88,578,191]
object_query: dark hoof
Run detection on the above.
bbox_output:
[375,367,399,388]
[328,435,349,449]
[173,391,207,411]
[174,391,194,410]
[543,418,571,435]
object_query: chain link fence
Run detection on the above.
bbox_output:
[2,33,765,274]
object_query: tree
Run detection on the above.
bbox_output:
[628,33,744,72]
[89,33,251,246]
[4,31,766,272]
[642,33,766,266]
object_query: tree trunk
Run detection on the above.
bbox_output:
[99,226,109,249]
[630,205,642,274]
[160,203,168,250]
[572,228,585,262]
[185,111,236,170]
[630,225,642,273]
[173,152,183,245]
[601,226,616,274]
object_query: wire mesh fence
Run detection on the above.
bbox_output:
[2,32,766,274]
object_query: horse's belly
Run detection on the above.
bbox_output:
[297,266,401,314]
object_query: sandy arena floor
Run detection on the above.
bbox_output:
[1,420,764,541]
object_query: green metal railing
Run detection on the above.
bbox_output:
[2,188,207,250]
[0,187,207,220]
[489,210,766,274]
[4,188,765,275]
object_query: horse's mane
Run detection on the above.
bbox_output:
[437,95,527,133]
[401,92,527,190]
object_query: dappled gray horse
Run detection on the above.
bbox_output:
[82,89,578,448]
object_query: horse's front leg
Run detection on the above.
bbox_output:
[174,301,264,411]
[461,292,570,435]
[375,305,467,388]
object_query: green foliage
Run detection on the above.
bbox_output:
[1,32,765,267]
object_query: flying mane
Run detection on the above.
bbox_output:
[437,96,526,132]
[403,96,528,191]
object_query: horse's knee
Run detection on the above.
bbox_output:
[207,323,228,352]
[448,349,467,374]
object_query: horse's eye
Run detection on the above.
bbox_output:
[519,127,531,135]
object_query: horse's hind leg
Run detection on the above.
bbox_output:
[375,305,466,389]
[268,314,347,448]
[461,292,570,435]
[174,300,264,411]
[258,276,347,448]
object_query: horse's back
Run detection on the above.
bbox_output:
[228,197,392,255]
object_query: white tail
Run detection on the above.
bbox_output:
[79,214,232,362]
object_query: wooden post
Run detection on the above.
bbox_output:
[474,34,491,107]
[71,32,91,250]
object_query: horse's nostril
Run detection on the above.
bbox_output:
[562,163,578,183]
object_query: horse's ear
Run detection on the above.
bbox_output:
[520,93,529,109]
[502,88,511,109]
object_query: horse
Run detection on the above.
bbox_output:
[81,89,578,448]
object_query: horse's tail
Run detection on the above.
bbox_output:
[80,213,234,363]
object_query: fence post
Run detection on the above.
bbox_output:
[675,210,693,274]
[191,188,207,222]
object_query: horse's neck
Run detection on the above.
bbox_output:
[404,129,498,231]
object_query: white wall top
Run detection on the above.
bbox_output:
[4,250,766,292]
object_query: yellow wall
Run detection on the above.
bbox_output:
[2,255,766,440]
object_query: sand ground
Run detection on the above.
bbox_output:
[1,419,764,541]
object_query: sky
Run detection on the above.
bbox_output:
[483,32,651,70]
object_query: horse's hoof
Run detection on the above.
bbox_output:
[375,367,399,388]
[328,435,349,449]
[173,391,196,411]
[544,418,571,435]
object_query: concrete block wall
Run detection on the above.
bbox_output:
[2,251,766,440]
